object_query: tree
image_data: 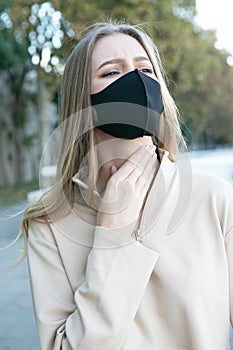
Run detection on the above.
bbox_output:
[53,0,233,147]
[0,0,74,186]
[0,4,35,185]
[1,0,232,187]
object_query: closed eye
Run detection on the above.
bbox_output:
[101,70,120,78]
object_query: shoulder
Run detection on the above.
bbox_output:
[27,204,89,244]
[191,171,233,233]
[192,171,233,198]
[28,218,56,245]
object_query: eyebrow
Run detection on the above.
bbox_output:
[97,56,151,71]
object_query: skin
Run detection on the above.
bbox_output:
[90,33,160,230]
[91,33,157,93]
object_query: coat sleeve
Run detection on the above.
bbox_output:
[224,211,233,327]
[225,228,233,327]
[27,221,159,350]
[221,180,233,327]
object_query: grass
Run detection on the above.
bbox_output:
[0,180,39,208]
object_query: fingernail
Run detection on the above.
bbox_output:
[111,165,117,174]
[153,153,157,159]
[144,144,150,150]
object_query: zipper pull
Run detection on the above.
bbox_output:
[133,229,146,244]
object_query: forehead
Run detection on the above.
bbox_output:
[91,33,149,67]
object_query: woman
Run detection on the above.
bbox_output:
[22,22,233,349]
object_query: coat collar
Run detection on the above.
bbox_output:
[72,148,175,197]
[58,149,185,246]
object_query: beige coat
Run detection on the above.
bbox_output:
[27,151,233,349]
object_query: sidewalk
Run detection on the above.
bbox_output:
[0,203,40,350]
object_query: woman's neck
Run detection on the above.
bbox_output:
[94,129,154,194]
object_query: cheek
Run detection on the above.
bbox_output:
[90,78,109,94]
[91,76,120,94]
[90,77,100,94]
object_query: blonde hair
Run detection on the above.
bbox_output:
[21,21,186,258]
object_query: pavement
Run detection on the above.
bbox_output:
[0,203,40,350]
[0,201,233,350]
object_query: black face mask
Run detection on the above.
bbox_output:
[91,69,164,139]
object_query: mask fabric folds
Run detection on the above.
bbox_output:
[91,69,164,139]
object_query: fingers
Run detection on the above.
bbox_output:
[131,146,158,182]
[110,144,157,182]
[139,146,160,182]
[134,156,159,198]
[124,144,158,186]
[107,144,158,203]
[97,144,159,229]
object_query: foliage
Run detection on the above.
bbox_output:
[0,0,74,186]
[0,0,233,187]
[51,0,233,147]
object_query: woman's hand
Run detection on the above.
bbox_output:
[96,145,159,231]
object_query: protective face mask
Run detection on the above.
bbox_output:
[91,69,164,139]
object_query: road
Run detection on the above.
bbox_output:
[0,147,233,349]
[0,203,40,350]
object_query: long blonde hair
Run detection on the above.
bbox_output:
[21,21,186,255]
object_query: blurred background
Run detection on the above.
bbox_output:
[0,0,232,349]
[0,0,233,195]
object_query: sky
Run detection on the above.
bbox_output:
[195,0,233,62]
